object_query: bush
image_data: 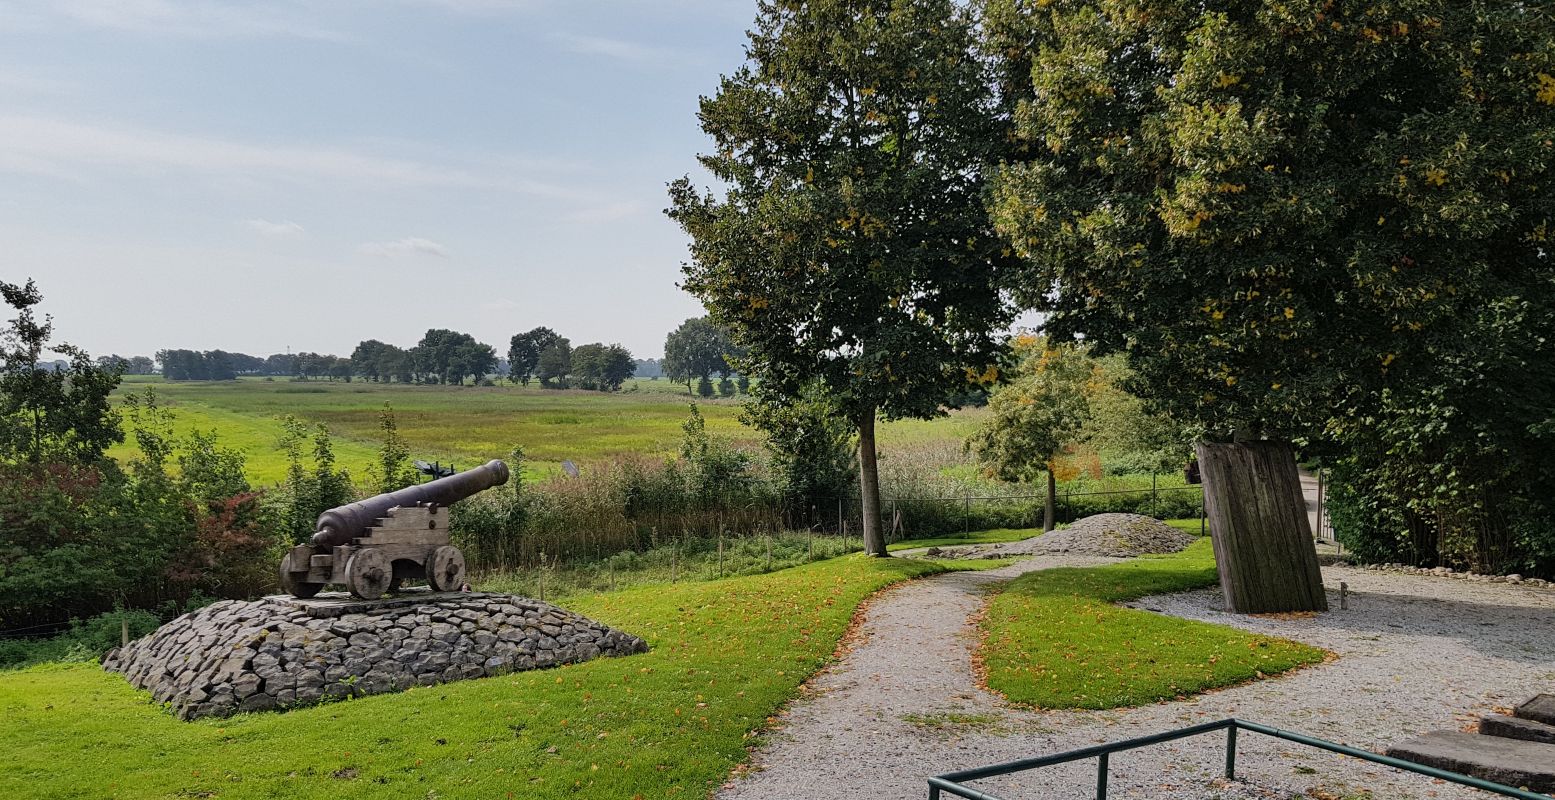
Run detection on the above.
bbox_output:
[0,607,162,669]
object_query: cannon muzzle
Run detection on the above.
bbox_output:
[310,459,509,547]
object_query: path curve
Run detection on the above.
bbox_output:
[718,556,1555,800]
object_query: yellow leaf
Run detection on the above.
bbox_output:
[1537,74,1555,106]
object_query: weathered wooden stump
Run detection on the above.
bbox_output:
[1196,440,1328,613]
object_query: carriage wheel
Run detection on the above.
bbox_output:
[427,546,467,592]
[279,551,324,598]
[345,548,393,600]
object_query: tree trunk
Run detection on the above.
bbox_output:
[1197,440,1328,613]
[1043,468,1056,532]
[857,408,888,557]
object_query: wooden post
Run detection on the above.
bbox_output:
[766,535,773,572]
[121,618,129,647]
[1197,440,1328,613]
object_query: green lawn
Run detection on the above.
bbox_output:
[106,378,983,485]
[0,555,994,800]
[979,539,1326,709]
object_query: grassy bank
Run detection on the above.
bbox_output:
[979,539,1325,709]
[1,555,993,800]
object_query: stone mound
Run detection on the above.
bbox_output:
[102,589,648,720]
[931,513,1196,559]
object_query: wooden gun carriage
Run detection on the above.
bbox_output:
[278,459,509,600]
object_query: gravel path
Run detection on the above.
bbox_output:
[717,557,1555,800]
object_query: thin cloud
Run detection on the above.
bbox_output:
[0,114,581,198]
[551,33,701,68]
[359,237,448,258]
[244,218,306,237]
[33,0,347,40]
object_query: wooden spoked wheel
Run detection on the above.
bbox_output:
[345,548,393,600]
[279,550,324,598]
[427,546,466,592]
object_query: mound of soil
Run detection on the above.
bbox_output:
[934,513,1196,560]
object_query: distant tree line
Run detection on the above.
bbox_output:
[506,327,634,391]
[662,316,748,397]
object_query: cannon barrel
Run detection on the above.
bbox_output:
[310,459,509,548]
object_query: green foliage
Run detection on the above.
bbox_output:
[981,540,1325,709]
[507,327,560,386]
[449,447,529,568]
[968,338,1094,483]
[0,608,163,670]
[0,555,974,799]
[0,278,123,464]
[412,329,497,386]
[668,0,1022,553]
[662,316,737,393]
[368,402,420,493]
[678,404,753,505]
[536,337,572,388]
[349,339,412,383]
[570,343,635,391]
[742,384,857,519]
[987,0,1555,575]
[274,416,355,544]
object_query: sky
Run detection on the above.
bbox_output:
[2,0,758,362]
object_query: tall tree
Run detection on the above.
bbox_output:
[662,317,733,395]
[985,0,1555,606]
[507,327,560,386]
[536,337,572,388]
[668,0,1018,555]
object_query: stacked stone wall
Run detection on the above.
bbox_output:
[102,590,648,720]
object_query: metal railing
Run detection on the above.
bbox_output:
[927,718,1549,800]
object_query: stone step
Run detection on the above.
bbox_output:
[1479,714,1555,745]
[1385,731,1555,793]
[1515,694,1555,726]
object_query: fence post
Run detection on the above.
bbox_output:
[964,494,970,534]
[1225,724,1238,781]
[1152,473,1159,518]
[1096,752,1109,800]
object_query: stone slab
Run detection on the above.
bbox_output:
[104,592,649,720]
[1385,731,1555,793]
[262,588,502,619]
[1480,714,1555,745]
[1514,694,1555,727]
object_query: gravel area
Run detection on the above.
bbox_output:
[717,558,1555,800]
[931,513,1196,559]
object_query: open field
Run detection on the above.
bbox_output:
[107,378,985,485]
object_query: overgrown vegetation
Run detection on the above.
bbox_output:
[980,540,1325,709]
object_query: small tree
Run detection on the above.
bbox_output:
[967,339,1094,531]
[0,279,123,464]
[371,403,420,492]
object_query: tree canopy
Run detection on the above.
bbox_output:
[668,0,1019,554]
[508,327,561,386]
[0,279,122,464]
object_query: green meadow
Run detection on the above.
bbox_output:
[106,377,983,485]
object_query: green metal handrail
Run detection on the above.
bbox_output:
[927,718,1551,800]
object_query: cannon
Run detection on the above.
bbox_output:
[279,459,509,600]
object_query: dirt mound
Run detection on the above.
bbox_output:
[931,514,1196,560]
